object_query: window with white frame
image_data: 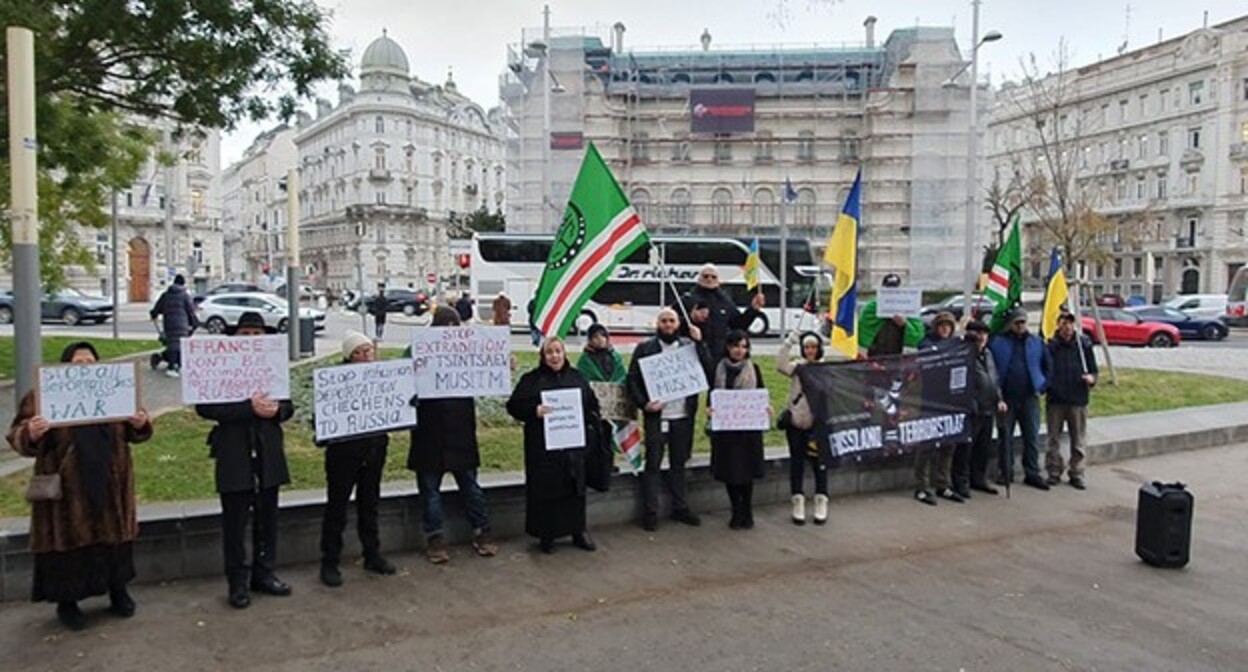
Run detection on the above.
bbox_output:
[630,188,651,223]
[711,187,734,227]
[1156,174,1167,199]
[1159,130,1169,156]
[192,240,204,264]
[754,131,774,161]
[1188,81,1204,106]
[1135,176,1146,200]
[1137,134,1148,159]
[752,188,775,227]
[375,115,385,134]
[1188,127,1201,149]
[1159,88,1169,111]
[671,135,690,162]
[797,131,815,161]
[668,188,691,227]
[95,233,108,265]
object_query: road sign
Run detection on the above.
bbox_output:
[426,272,437,284]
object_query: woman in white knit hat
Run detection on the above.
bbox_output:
[315,330,397,587]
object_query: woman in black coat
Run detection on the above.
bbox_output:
[708,330,768,530]
[506,336,600,554]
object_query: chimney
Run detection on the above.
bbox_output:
[613,22,626,53]
[864,16,877,48]
[700,28,712,52]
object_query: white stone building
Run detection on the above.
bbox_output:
[56,122,224,304]
[988,14,1248,300]
[220,125,298,285]
[294,32,506,293]
[500,18,984,291]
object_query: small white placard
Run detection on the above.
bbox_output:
[541,388,585,451]
[313,359,417,442]
[37,362,139,426]
[410,325,512,399]
[181,335,290,404]
[875,287,924,319]
[710,389,771,432]
[638,344,708,404]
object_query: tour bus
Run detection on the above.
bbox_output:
[470,233,828,336]
[1227,266,1248,326]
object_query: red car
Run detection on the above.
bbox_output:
[1081,309,1181,348]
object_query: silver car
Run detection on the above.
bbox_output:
[197,292,326,334]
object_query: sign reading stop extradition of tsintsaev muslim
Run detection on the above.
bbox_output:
[409,326,512,399]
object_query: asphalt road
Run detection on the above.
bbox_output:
[1,443,1244,671]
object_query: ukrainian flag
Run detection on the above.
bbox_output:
[1041,247,1069,340]
[825,169,861,358]
[744,237,760,291]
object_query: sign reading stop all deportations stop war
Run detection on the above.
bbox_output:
[37,362,139,426]
[410,325,511,399]
[709,389,771,432]
[638,344,708,404]
[180,335,290,404]
[313,359,417,442]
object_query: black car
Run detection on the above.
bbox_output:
[366,288,430,316]
[1126,306,1228,341]
[919,293,990,323]
[0,288,114,325]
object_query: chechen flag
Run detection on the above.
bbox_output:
[532,142,650,339]
[986,215,1023,333]
[612,421,643,474]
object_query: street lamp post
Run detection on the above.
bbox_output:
[7,26,40,403]
[956,2,1002,319]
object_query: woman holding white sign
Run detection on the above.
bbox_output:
[7,341,152,631]
[708,330,768,530]
[506,336,601,554]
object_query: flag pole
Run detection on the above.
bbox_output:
[647,239,693,326]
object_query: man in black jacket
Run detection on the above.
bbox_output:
[626,308,711,531]
[964,320,1005,496]
[1045,312,1097,490]
[369,283,388,340]
[149,274,198,377]
[678,263,764,365]
[196,311,294,609]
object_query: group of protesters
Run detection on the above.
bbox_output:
[6,264,1096,631]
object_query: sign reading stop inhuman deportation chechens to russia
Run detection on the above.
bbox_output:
[313,359,417,442]
[410,325,512,399]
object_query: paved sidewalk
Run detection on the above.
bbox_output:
[1,443,1244,671]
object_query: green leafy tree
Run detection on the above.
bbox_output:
[0,0,347,289]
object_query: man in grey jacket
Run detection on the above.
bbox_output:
[149,274,198,378]
[963,319,1006,495]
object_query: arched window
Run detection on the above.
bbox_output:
[796,188,816,227]
[630,188,651,224]
[752,188,775,227]
[375,115,385,134]
[668,188,691,228]
[711,187,734,228]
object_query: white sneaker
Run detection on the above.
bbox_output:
[813,494,829,525]
[791,495,806,525]
[165,369,180,379]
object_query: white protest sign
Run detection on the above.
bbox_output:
[638,344,708,404]
[180,335,290,404]
[37,362,140,426]
[589,382,637,422]
[313,359,417,442]
[709,389,771,432]
[410,325,511,399]
[541,388,584,450]
[875,287,923,319]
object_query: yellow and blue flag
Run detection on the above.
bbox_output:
[1041,247,1070,340]
[744,237,760,291]
[825,169,861,358]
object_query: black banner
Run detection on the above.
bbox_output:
[795,342,975,463]
[690,88,755,134]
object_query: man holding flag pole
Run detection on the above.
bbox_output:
[1041,248,1097,490]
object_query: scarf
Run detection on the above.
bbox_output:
[72,423,114,514]
[713,356,758,391]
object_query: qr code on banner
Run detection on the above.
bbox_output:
[949,366,968,392]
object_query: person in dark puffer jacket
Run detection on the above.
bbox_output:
[1044,312,1097,490]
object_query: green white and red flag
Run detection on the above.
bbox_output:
[612,420,643,474]
[531,142,650,338]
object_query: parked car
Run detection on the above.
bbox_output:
[1127,306,1228,341]
[272,283,325,301]
[919,293,990,323]
[197,292,326,335]
[368,288,431,316]
[1095,293,1127,308]
[1160,293,1228,321]
[195,283,269,304]
[0,288,113,325]
[1081,308,1181,348]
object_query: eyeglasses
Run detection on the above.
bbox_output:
[700,273,718,279]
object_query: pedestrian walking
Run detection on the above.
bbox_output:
[195,311,294,609]
[506,336,601,554]
[626,308,712,531]
[149,274,198,377]
[1045,312,1097,490]
[317,331,396,588]
[369,283,387,340]
[492,292,512,327]
[455,291,474,323]
[912,312,965,505]
[409,307,497,564]
[526,296,542,347]
[963,319,1005,496]
[708,330,768,530]
[6,341,153,631]
[776,329,830,525]
[989,308,1051,491]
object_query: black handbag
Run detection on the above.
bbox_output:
[776,409,794,431]
[584,417,614,493]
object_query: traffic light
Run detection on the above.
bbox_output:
[456,254,470,269]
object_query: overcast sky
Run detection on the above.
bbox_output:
[221,0,1240,165]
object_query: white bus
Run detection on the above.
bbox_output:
[470,233,827,335]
